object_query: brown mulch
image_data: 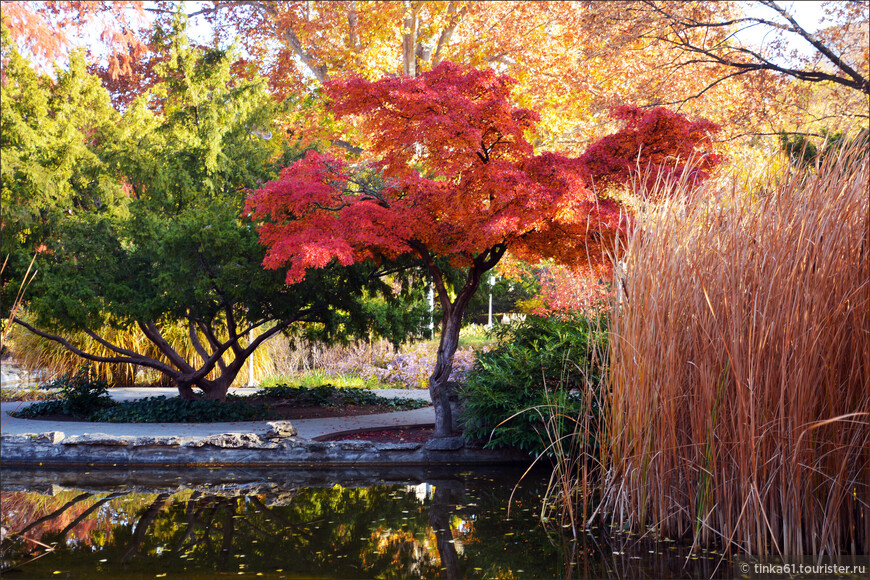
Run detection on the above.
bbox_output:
[320,426,436,443]
[253,399,424,420]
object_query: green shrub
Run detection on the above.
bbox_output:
[459,314,607,454]
[89,395,269,423]
[13,366,115,418]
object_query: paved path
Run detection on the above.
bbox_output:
[0,387,435,440]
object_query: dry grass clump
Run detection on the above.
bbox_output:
[7,318,276,388]
[601,144,869,556]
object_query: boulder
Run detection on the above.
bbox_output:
[264,421,297,439]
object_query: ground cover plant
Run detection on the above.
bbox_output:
[11,372,428,423]
[9,367,115,418]
[600,143,869,556]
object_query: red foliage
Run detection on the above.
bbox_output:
[578,105,723,196]
[247,62,627,284]
[525,264,614,319]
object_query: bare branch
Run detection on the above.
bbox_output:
[408,240,452,314]
[640,0,870,95]
[188,317,212,362]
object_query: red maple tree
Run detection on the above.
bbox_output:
[246,62,719,438]
[579,105,723,195]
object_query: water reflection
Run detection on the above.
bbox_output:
[1,467,730,579]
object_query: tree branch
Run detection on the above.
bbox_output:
[641,0,870,95]
[432,2,469,67]
[758,0,868,91]
[139,321,196,373]
[259,2,329,82]
[408,240,452,313]
[13,318,178,376]
[188,317,212,363]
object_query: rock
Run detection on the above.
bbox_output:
[36,431,65,444]
[62,434,134,446]
[128,436,187,447]
[188,433,265,449]
[264,421,297,439]
[423,436,465,451]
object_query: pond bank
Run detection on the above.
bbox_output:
[1,390,529,467]
[0,429,529,467]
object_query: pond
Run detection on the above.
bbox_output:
[1,466,729,579]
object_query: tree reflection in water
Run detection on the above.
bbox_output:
[0,474,556,579]
[1,471,729,579]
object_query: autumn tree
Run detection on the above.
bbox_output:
[5,20,407,401]
[584,1,869,135]
[0,1,150,78]
[185,1,766,151]
[246,63,721,438]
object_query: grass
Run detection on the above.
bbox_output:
[0,386,60,402]
[599,142,869,556]
[416,323,495,350]
[258,371,396,390]
[6,316,279,388]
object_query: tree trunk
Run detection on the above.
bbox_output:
[419,244,504,439]
[429,307,465,437]
[176,368,247,402]
[176,364,244,402]
[429,481,462,580]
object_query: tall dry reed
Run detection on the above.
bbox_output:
[601,144,869,556]
[8,317,277,388]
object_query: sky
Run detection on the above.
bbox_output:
[738,1,829,53]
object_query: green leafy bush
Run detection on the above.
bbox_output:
[459,314,607,454]
[89,395,269,423]
[13,366,115,418]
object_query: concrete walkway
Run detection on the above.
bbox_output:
[0,387,435,440]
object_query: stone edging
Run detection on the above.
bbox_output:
[0,430,529,467]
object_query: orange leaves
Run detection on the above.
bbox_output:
[3,1,148,78]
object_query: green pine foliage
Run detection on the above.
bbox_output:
[459,314,607,454]
[1,24,126,299]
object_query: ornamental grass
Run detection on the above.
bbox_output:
[600,142,869,556]
[7,317,276,388]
